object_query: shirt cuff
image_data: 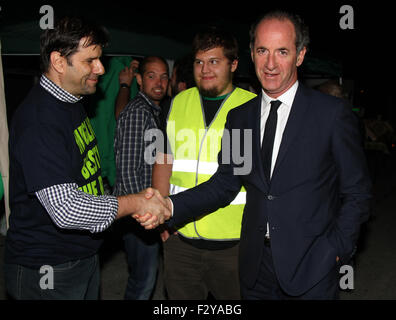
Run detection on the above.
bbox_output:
[167,196,174,217]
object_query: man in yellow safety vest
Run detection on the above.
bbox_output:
[152,26,256,299]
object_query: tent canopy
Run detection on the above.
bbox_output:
[0,21,190,59]
[0,3,344,78]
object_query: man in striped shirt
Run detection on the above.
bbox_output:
[113,56,169,300]
[4,17,169,300]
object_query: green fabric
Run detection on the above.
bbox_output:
[202,93,230,101]
[88,56,138,187]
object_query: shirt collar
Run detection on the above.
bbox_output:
[40,75,83,103]
[138,91,161,114]
[261,80,299,108]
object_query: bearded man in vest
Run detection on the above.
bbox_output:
[152,26,256,299]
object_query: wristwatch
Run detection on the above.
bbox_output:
[120,83,130,89]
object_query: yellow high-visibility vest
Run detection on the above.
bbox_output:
[167,87,256,240]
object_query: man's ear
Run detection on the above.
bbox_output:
[296,47,307,67]
[136,73,142,88]
[50,51,67,74]
[250,45,255,63]
[231,59,239,73]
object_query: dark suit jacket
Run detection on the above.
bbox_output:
[169,84,371,296]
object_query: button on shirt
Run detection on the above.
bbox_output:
[260,81,299,237]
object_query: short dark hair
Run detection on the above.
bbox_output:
[249,10,310,54]
[40,16,109,73]
[138,56,169,76]
[192,26,239,63]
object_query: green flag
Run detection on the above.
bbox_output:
[88,56,138,187]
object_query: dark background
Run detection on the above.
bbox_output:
[1,0,396,302]
[0,0,394,123]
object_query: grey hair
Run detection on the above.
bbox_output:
[249,10,310,54]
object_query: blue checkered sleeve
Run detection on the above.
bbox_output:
[36,183,118,233]
[113,98,156,196]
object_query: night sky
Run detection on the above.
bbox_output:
[0,1,393,118]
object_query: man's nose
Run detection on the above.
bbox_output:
[265,53,276,70]
[94,60,105,75]
[201,62,211,73]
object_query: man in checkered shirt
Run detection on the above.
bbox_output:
[4,17,169,300]
[113,56,169,300]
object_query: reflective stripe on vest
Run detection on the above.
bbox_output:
[173,159,217,175]
[167,87,256,240]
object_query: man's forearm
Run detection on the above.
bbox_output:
[152,154,173,196]
[36,183,118,233]
[116,193,141,219]
[115,87,130,120]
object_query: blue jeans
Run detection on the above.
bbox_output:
[123,221,160,300]
[4,255,100,300]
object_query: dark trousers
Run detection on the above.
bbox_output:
[123,220,160,300]
[163,235,240,300]
[4,255,100,300]
[241,243,339,300]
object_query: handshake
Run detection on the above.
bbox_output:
[118,188,172,229]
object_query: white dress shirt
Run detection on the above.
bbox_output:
[260,81,299,238]
[260,81,299,178]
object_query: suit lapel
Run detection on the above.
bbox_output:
[250,93,270,190]
[272,84,311,180]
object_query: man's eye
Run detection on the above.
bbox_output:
[257,48,266,55]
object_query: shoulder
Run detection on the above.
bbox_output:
[174,87,199,100]
[119,94,152,119]
[232,87,257,101]
[299,84,349,118]
[227,93,261,117]
[171,87,199,106]
[12,85,74,130]
[300,83,345,106]
[169,87,200,116]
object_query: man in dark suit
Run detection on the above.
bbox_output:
[137,10,371,299]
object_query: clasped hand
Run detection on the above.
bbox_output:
[132,188,171,229]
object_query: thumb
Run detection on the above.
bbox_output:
[144,187,155,199]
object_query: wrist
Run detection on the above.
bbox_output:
[164,196,173,217]
[116,194,140,219]
[120,83,130,89]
